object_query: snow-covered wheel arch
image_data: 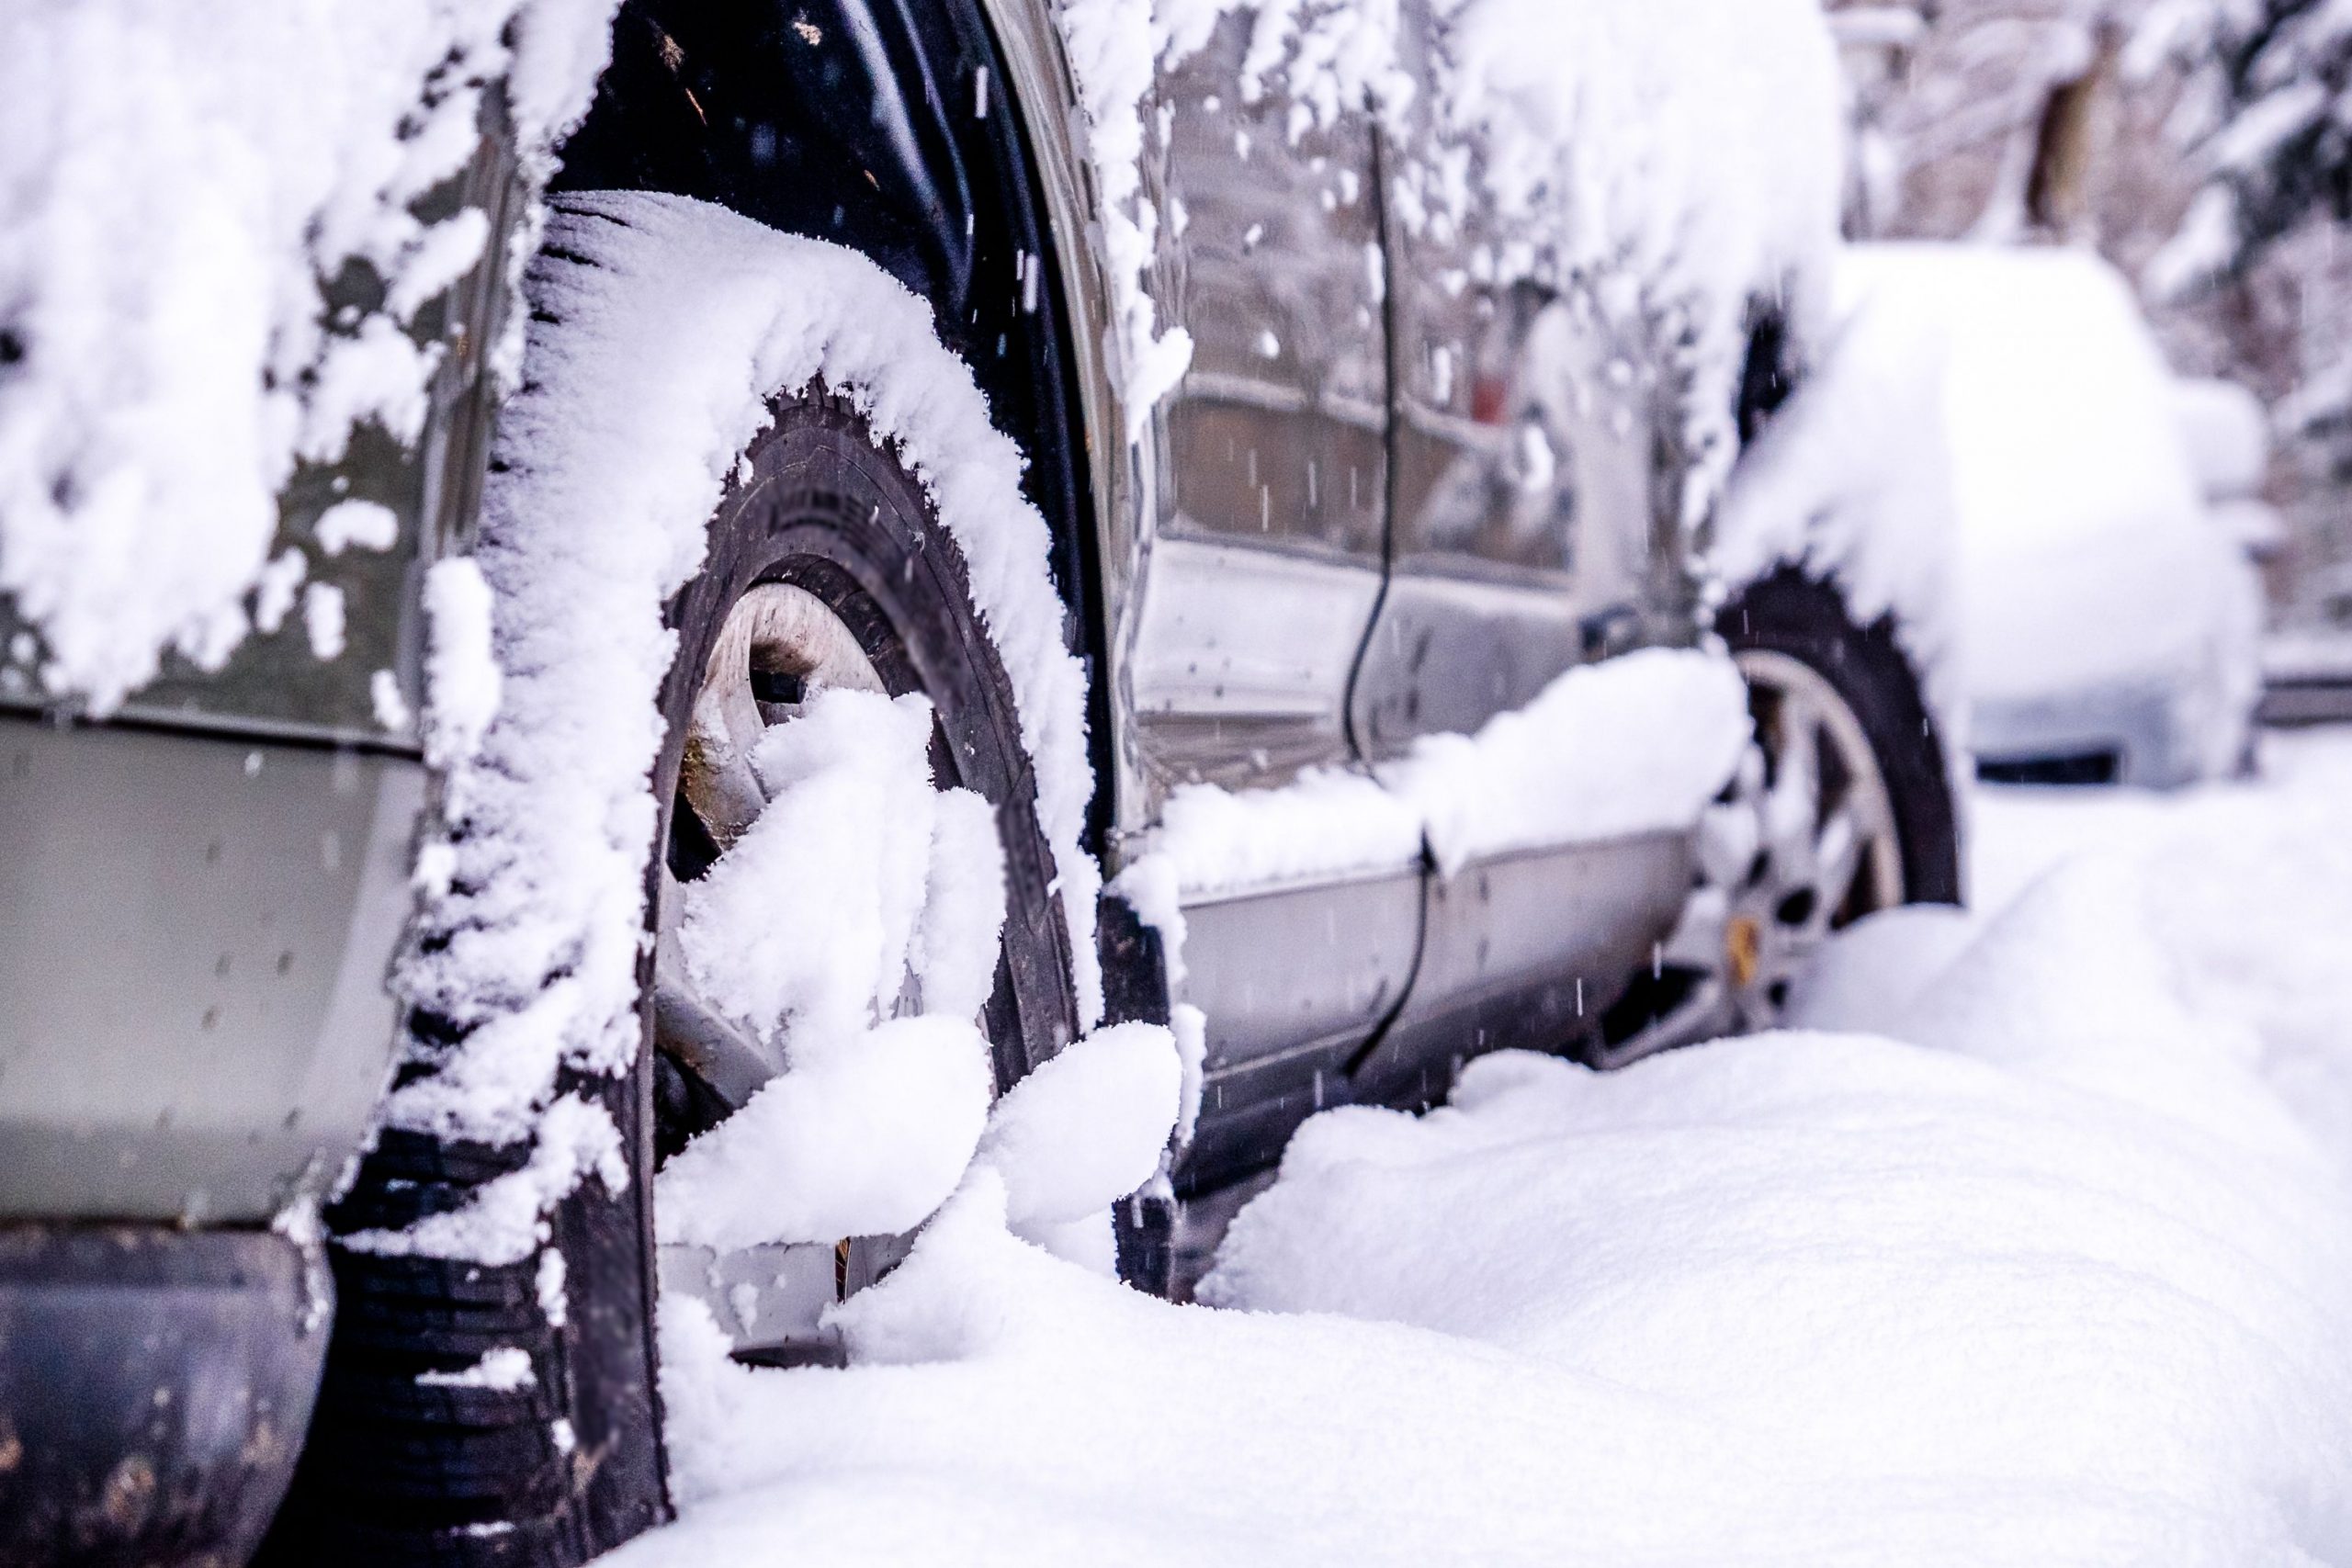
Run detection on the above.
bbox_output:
[383,190,1108,1181]
[269,190,1184,1562]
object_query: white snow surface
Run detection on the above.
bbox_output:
[1053,0,1196,437]
[315,499,401,557]
[648,688,1183,1260]
[1713,243,1969,750]
[677,693,977,1059]
[599,729,2352,1566]
[974,1021,1186,1232]
[1392,646,1750,876]
[1860,246,2256,727]
[0,0,617,708]
[346,1091,625,1268]
[384,193,1105,1194]
[416,1345,536,1392]
[1126,646,1749,900]
[656,689,1014,1256]
[1123,764,1422,906]
[420,557,502,769]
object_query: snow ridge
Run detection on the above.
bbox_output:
[1123,647,1751,903]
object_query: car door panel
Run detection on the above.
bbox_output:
[1172,865,1424,1190]
[1331,0,1703,1105]
[1347,832,1695,1111]
[1354,279,1672,759]
[1125,11,1390,801]
[1127,536,1385,788]
[1121,8,1415,1144]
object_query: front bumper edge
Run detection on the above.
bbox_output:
[0,1224,327,1564]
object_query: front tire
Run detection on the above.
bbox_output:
[264,220,1080,1566]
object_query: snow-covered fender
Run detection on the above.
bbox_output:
[0,115,526,1238]
[545,0,1143,974]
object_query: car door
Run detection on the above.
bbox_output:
[1119,12,1418,1186]
[1343,0,1700,1102]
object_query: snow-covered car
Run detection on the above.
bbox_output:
[1842,243,2267,787]
[0,1,1959,1562]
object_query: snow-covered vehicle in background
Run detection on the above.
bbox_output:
[0,0,1960,1562]
[1822,243,2267,788]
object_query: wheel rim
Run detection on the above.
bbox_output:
[678,581,890,847]
[1601,648,1905,1063]
[650,576,933,1366]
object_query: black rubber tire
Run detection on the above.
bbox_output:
[260,393,1080,1566]
[1717,568,1963,907]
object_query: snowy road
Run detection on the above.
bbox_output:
[602,728,2352,1567]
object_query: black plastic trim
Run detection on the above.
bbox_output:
[0,1224,326,1566]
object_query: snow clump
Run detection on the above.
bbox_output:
[675,692,976,1058]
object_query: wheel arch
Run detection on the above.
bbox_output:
[537,0,1124,858]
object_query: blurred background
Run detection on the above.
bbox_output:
[1827,0,2352,719]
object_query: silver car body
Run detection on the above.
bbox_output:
[2,0,1821,1222]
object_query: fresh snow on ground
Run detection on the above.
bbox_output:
[599,728,2352,1566]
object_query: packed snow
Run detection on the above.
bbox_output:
[974,1021,1186,1237]
[655,1014,996,1256]
[594,728,2352,1566]
[1845,245,2258,774]
[0,0,618,709]
[655,689,1184,1266]
[368,193,1107,1271]
[415,1345,537,1392]
[658,688,1014,1257]
[676,692,987,1059]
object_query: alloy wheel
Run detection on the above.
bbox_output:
[1599,647,1905,1065]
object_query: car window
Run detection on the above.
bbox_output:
[1155,16,1387,564]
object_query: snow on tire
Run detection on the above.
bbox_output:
[263,192,1158,1563]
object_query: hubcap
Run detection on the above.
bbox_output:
[651,580,917,1366]
[1601,648,1905,1064]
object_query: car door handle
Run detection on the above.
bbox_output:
[1579,604,1644,661]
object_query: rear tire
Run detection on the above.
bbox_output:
[1594,569,1960,1066]
[1719,569,1962,907]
